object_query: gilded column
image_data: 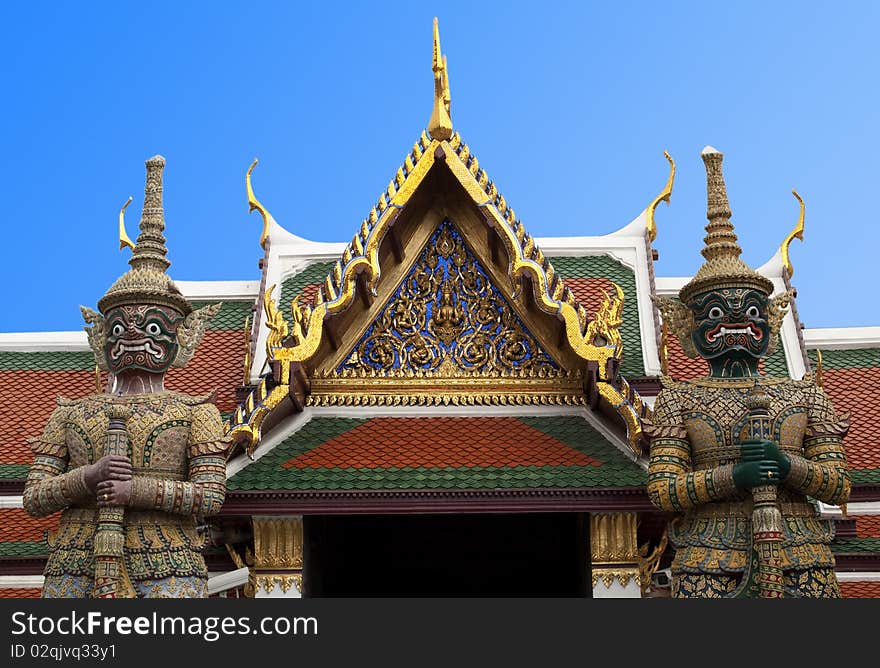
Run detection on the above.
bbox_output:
[589,512,641,598]
[250,516,305,598]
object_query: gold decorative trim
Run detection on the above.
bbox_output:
[263,284,289,363]
[590,512,641,591]
[638,528,668,594]
[118,196,134,251]
[242,315,253,385]
[591,568,640,589]
[309,371,587,407]
[250,517,304,596]
[646,151,675,242]
[597,380,645,456]
[246,158,272,250]
[780,189,805,278]
[225,372,290,456]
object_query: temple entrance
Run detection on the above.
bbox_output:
[304,513,589,597]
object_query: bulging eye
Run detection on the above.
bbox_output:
[746,306,760,318]
[111,324,124,336]
[708,307,723,319]
[146,323,161,336]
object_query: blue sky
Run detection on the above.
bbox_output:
[0,1,877,331]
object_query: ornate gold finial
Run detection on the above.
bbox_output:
[247,158,272,250]
[118,197,134,251]
[242,315,253,385]
[660,321,670,376]
[679,147,774,303]
[780,189,805,278]
[263,284,289,361]
[646,151,675,242]
[427,17,453,141]
[815,349,824,388]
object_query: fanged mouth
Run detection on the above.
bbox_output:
[706,322,763,343]
[110,339,163,360]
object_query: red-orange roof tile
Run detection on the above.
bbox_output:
[282,417,602,470]
[0,508,59,543]
[855,516,880,538]
[821,367,880,471]
[166,329,244,413]
[0,369,100,465]
[840,581,880,598]
[561,277,616,320]
[0,588,41,599]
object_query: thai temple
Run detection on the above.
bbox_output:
[1,20,878,598]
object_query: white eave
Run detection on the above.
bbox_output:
[803,327,880,350]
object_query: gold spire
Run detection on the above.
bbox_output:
[118,196,134,251]
[780,189,805,278]
[646,151,676,242]
[97,156,191,315]
[247,158,272,250]
[427,17,453,141]
[679,147,774,303]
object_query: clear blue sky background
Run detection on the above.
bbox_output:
[0,1,877,331]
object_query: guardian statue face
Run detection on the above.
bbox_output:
[689,287,771,361]
[103,304,183,374]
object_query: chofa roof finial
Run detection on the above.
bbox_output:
[428,17,453,141]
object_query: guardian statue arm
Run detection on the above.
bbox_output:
[646,390,739,512]
[127,403,228,516]
[22,405,93,517]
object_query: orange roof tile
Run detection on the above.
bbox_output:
[0,588,41,599]
[821,367,880,471]
[665,334,708,381]
[856,516,880,538]
[561,277,615,320]
[840,581,880,598]
[282,417,602,470]
[0,508,59,543]
[0,369,100,465]
[166,329,244,413]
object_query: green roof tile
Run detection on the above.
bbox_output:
[832,537,880,554]
[849,469,880,484]
[228,416,646,492]
[0,464,28,480]
[190,300,254,331]
[0,351,95,371]
[280,262,335,310]
[549,255,644,376]
[807,348,880,370]
[0,541,46,557]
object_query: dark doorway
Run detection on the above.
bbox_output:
[305,513,588,597]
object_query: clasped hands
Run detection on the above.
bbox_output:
[84,455,132,507]
[732,439,792,492]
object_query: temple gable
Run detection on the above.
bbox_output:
[337,220,560,377]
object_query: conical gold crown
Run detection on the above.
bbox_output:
[679,147,774,303]
[97,156,191,315]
